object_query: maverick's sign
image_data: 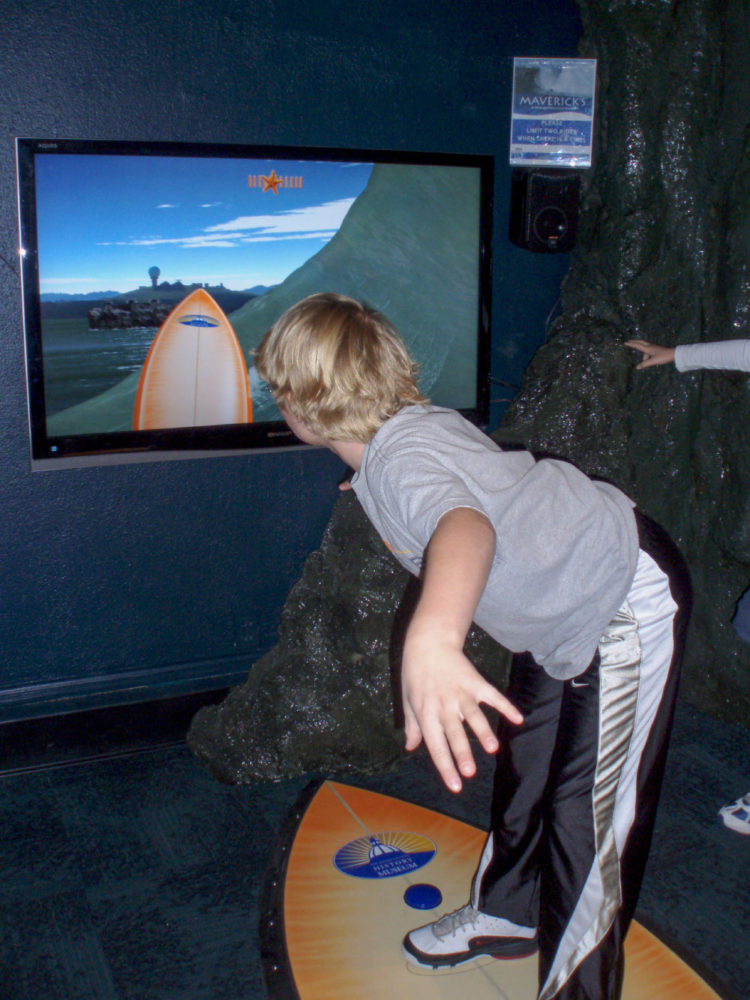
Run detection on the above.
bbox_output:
[510,57,597,169]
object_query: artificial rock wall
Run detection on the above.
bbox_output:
[188,492,510,782]
[500,0,750,725]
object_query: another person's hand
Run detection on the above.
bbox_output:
[625,339,676,369]
[401,635,522,794]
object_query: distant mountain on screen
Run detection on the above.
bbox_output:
[41,282,257,322]
[41,291,121,302]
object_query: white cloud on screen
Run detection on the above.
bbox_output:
[98,198,355,250]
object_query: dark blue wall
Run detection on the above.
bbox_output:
[0,0,580,721]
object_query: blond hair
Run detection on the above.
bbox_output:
[254,293,427,442]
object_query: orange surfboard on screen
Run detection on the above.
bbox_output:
[133,288,252,430]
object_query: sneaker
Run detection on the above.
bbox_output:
[402,902,538,968]
[718,792,750,834]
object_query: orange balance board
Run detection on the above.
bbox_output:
[133,287,251,430]
[261,779,725,1000]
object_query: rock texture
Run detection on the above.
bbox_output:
[187,492,510,782]
[498,0,750,725]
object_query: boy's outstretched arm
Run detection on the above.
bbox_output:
[402,506,523,793]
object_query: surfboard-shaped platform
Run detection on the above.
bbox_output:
[261,779,725,1000]
[133,288,251,430]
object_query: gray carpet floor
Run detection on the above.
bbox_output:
[0,697,747,1000]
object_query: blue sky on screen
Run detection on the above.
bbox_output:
[33,154,373,294]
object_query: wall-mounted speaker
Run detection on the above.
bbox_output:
[509,168,581,253]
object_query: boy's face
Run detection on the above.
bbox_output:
[277,398,328,447]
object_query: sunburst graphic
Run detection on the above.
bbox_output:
[333,831,436,879]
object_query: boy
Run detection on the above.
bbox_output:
[255,293,691,1000]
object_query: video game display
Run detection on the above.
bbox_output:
[16,139,492,466]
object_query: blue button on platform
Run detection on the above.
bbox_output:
[404,883,443,910]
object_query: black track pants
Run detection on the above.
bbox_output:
[472,513,691,1000]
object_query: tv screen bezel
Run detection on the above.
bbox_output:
[16,137,494,470]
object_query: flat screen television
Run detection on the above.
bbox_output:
[16,138,493,469]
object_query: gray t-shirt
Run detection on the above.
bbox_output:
[351,405,639,679]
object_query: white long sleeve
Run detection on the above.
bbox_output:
[675,340,750,373]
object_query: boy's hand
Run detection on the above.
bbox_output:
[401,633,523,793]
[402,506,522,793]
